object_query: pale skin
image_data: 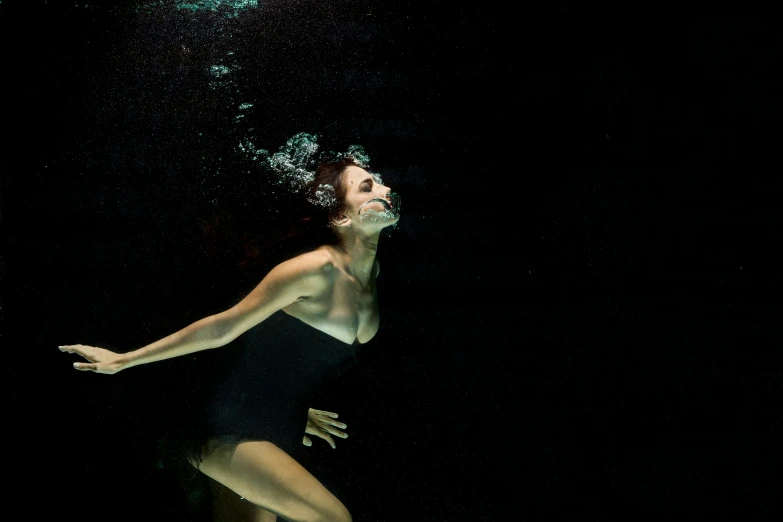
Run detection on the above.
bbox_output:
[60,166,399,522]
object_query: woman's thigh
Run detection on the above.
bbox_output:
[194,439,351,522]
[209,476,278,522]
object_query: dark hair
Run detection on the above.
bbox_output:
[199,157,364,276]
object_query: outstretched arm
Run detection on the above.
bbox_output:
[60,250,332,373]
[59,313,222,374]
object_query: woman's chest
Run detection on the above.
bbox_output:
[286,279,380,344]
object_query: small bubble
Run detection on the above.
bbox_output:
[209,64,231,77]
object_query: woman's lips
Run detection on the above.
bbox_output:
[359,198,392,213]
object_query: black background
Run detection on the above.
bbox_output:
[4,2,782,521]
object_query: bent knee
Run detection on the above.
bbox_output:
[313,504,351,522]
[272,503,350,522]
[338,508,353,522]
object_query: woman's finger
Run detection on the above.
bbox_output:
[320,425,348,439]
[61,345,97,361]
[315,418,348,438]
[319,418,347,429]
[310,409,338,418]
[59,344,85,355]
[302,435,312,447]
[73,362,96,371]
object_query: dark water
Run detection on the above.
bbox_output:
[5,3,782,521]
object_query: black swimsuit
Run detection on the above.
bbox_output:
[156,310,363,480]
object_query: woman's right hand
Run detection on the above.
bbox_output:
[59,344,126,375]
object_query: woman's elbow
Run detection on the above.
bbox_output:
[211,307,266,346]
[210,311,238,346]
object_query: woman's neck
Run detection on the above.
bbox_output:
[333,231,380,286]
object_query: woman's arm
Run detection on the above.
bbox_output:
[117,314,223,370]
[59,314,223,374]
[60,250,332,374]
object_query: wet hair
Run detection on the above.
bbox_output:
[199,157,365,276]
[303,157,356,222]
[292,156,361,237]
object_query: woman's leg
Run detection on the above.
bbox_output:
[209,476,277,522]
[193,439,351,522]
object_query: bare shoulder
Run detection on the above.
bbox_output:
[212,249,339,343]
[273,248,336,291]
[281,248,334,272]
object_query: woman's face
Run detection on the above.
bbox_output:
[340,166,400,228]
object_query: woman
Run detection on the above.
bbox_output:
[59,156,401,522]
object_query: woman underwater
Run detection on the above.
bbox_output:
[59,154,401,522]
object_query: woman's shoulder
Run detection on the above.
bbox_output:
[277,246,339,279]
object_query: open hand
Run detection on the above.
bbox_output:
[59,344,125,375]
[303,408,348,449]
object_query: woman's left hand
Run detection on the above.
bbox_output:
[303,408,348,449]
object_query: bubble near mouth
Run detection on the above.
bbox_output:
[358,198,392,213]
[357,193,402,216]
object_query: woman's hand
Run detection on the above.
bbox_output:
[58,344,125,375]
[303,408,348,449]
